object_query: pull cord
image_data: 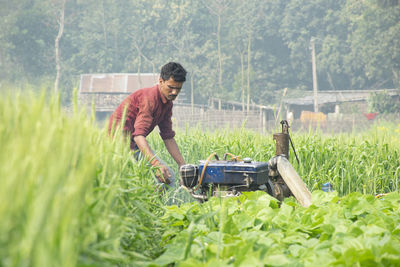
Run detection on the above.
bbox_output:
[281,120,300,165]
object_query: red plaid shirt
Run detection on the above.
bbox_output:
[108,84,175,150]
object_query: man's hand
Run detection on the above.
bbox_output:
[164,138,185,167]
[154,164,171,184]
[134,135,171,184]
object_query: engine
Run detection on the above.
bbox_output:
[179,155,292,202]
[178,120,311,205]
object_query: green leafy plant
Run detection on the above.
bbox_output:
[368,91,400,114]
[153,191,400,266]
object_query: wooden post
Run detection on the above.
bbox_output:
[191,72,194,115]
[310,37,319,113]
[276,88,288,127]
[262,108,267,133]
[277,156,312,207]
[54,0,66,93]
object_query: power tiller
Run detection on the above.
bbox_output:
[179,121,312,207]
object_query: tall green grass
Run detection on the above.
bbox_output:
[295,126,400,195]
[0,90,167,266]
[149,124,400,196]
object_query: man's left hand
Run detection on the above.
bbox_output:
[155,165,171,184]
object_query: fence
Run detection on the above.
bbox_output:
[172,104,275,132]
[172,104,400,134]
[78,93,400,134]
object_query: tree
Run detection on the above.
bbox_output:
[54,0,66,93]
[345,0,400,89]
[1,0,399,105]
[2,1,57,79]
[226,0,249,110]
[163,0,208,111]
[368,91,400,113]
[281,0,349,91]
[202,0,231,95]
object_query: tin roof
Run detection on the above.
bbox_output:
[284,89,400,106]
[79,73,159,93]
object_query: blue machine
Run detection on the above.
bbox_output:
[179,121,298,202]
[198,160,269,186]
[179,156,292,201]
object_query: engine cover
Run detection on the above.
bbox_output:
[198,160,269,186]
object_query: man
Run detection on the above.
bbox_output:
[108,62,186,187]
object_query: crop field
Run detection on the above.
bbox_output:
[1,91,400,266]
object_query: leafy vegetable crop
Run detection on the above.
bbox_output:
[153,191,400,266]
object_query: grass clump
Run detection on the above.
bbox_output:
[0,90,165,266]
[149,125,400,196]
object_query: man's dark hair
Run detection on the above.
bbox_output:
[160,62,187,82]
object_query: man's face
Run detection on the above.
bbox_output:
[159,77,183,101]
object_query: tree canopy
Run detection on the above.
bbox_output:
[0,0,399,105]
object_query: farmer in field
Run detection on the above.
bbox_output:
[108,62,186,188]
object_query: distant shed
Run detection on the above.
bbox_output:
[284,89,400,118]
[79,73,159,112]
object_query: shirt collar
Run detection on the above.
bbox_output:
[157,84,169,104]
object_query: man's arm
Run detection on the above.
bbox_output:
[133,135,171,184]
[163,138,185,167]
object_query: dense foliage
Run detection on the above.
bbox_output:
[1,91,399,266]
[153,124,400,196]
[368,91,400,114]
[0,90,168,266]
[154,191,400,266]
[0,0,399,104]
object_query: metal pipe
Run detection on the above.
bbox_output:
[276,156,312,207]
[273,133,289,158]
